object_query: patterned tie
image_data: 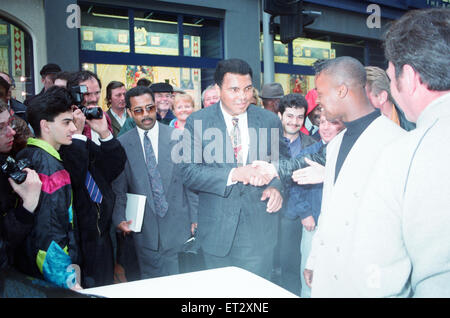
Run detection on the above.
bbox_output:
[144,131,169,218]
[85,171,103,203]
[230,117,243,166]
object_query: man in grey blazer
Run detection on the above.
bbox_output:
[181,59,290,280]
[112,86,196,279]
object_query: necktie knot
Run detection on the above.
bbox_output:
[232,117,239,127]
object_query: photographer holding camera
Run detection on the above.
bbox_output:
[0,100,42,271]
[60,71,126,288]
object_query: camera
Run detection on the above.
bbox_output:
[69,85,103,120]
[1,156,31,184]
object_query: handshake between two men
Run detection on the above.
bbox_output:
[229,159,326,214]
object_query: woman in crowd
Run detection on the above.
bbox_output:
[169,93,195,130]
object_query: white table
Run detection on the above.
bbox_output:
[79,266,298,298]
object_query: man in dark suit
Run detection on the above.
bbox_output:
[60,71,126,288]
[181,58,290,280]
[112,86,197,279]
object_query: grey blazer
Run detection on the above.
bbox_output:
[112,124,196,256]
[181,103,290,257]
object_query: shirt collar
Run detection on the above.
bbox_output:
[219,101,248,123]
[136,120,159,140]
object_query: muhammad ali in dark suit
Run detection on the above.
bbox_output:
[181,59,290,279]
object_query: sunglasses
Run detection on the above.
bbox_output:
[131,104,156,115]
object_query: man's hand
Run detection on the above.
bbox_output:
[304,268,313,288]
[72,108,86,135]
[260,187,283,213]
[117,220,132,236]
[231,165,272,186]
[301,215,316,232]
[9,168,42,212]
[251,160,278,180]
[85,106,111,139]
[292,158,325,185]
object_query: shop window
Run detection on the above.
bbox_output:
[134,11,179,56]
[260,34,289,64]
[292,38,335,66]
[275,73,315,95]
[183,16,222,59]
[0,17,33,102]
[82,63,203,111]
[80,4,130,53]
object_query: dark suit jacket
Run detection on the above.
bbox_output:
[112,124,196,256]
[60,137,127,242]
[181,103,290,257]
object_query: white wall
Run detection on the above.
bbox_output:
[0,0,47,95]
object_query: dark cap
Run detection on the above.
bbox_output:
[259,82,284,99]
[150,82,173,93]
[40,63,62,77]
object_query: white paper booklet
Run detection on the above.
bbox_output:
[125,193,146,232]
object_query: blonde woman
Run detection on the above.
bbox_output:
[169,93,195,130]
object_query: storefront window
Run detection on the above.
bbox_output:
[292,37,335,66]
[183,17,222,59]
[82,63,202,111]
[260,34,289,63]
[271,73,315,95]
[0,17,33,102]
[80,4,130,53]
[134,11,179,56]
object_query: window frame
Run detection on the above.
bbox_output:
[78,2,224,70]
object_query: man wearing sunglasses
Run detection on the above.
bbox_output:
[112,86,196,279]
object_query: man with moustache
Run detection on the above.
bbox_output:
[112,86,196,279]
[60,71,126,287]
[274,93,316,295]
[302,56,405,297]
[181,58,290,280]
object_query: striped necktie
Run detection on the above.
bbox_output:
[85,171,102,203]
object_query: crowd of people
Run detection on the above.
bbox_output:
[0,8,448,297]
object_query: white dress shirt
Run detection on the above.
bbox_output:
[136,121,159,163]
[109,108,127,128]
[220,102,250,185]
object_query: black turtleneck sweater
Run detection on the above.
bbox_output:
[334,109,381,182]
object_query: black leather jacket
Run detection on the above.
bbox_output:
[277,143,327,185]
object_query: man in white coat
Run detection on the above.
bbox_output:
[348,8,450,297]
[303,56,405,297]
